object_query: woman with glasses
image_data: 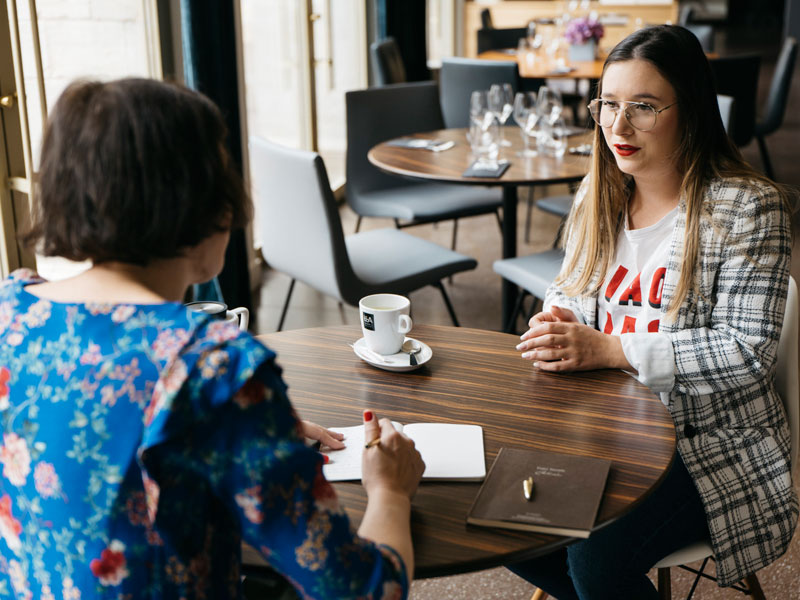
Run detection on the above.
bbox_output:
[510,25,796,599]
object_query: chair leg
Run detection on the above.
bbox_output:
[435,282,460,327]
[393,218,400,229]
[354,215,362,234]
[494,208,503,232]
[276,279,296,332]
[657,567,671,600]
[451,218,458,251]
[530,588,548,600]
[505,289,529,333]
[743,573,766,600]
[524,187,535,244]
[756,135,775,180]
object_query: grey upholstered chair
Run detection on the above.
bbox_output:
[492,249,565,333]
[755,36,798,180]
[250,137,478,330]
[439,57,520,128]
[370,37,407,87]
[345,81,502,251]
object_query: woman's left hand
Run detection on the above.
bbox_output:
[516,321,631,372]
[301,420,346,450]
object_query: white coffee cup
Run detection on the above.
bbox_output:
[359,293,412,355]
[185,301,249,331]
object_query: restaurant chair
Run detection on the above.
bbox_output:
[716,94,735,135]
[346,81,503,251]
[754,36,798,180]
[477,27,528,55]
[439,57,520,128]
[492,249,565,333]
[654,276,799,600]
[370,37,407,86]
[683,24,714,53]
[708,54,761,147]
[250,136,478,330]
[481,7,494,29]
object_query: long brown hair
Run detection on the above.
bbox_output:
[557,25,788,321]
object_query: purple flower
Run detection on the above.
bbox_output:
[564,17,604,44]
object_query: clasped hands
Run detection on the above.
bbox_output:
[516,306,628,372]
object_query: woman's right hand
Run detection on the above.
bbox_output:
[361,410,425,500]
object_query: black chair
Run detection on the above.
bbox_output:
[481,7,494,29]
[477,27,528,54]
[755,36,798,180]
[370,37,406,87]
[345,82,503,251]
[439,57,520,128]
[685,24,714,52]
[708,54,761,147]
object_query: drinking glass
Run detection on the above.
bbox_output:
[467,118,500,162]
[488,84,514,147]
[513,91,539,157]
[548,117,568,158]
[536,86,564,125]
[470,90,494,131]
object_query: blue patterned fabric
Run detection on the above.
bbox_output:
[0,270,407,599]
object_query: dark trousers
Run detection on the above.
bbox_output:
[507,454,709,600]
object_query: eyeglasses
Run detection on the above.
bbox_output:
[587,98,677,132]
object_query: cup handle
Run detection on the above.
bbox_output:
[397,314,412,335]
[229,307,250,331]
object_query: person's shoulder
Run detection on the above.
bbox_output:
[0,268,44,294]
[706,175,781,202]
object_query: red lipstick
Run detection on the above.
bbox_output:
[614,144,640,156]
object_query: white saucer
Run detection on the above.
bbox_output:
[352,337,432,372]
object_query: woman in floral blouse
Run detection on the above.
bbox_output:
[0,78,424,599]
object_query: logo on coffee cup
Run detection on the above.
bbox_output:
[362,312,375,331]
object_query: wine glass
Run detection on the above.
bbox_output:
[470,90,494,131]
[488,84,514,147]
[548,117,568,158]
[513,91,539,157]
[536,86,563,125]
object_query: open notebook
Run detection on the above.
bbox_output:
[321,422,486,482]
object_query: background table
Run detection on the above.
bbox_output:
[368,128,591,328]
[479,49,605,80]
[244,324,676,578]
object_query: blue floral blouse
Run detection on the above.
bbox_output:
[0,270,407,599]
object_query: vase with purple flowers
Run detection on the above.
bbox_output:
[564,16,604,62]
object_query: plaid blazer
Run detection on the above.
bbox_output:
[547,176,798,586]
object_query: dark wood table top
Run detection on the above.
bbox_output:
[368,127,592,187]
[479,49,605,80]
[244,325,676,578]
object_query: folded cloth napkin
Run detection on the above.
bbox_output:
[462,160,511,178]
[386,138,454,152]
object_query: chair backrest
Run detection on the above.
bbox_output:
[708,53,761,147]
[678,4,695,26]
[777,276,799,471]
[759,36,798,135]
[345,81,445,204]
[716,94,735,134]
[439,57,520,128]
[480,7,494,29]
[249,136,355,303]
[476,27,528,54]
[370,37,407,87]
[685,24,714,52]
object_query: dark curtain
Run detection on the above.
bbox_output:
[181,0,252,313]
[378,0,429,81]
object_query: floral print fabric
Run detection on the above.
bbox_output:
[0,270,407,600]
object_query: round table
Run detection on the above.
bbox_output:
[368,127,592,328]
[244,324,676,578]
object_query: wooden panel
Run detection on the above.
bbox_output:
[244,325,675,578]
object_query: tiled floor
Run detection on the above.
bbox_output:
[252,30,800,600]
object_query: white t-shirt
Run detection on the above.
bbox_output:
[597,207,678,404]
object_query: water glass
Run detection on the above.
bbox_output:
[467,115,500,161]
[548,117,568,158]
[513,92,539,157]
[488,83,514,147]
[536,86,564,125]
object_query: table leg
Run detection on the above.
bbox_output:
[501,185,518,329]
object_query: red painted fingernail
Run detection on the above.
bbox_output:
[364,410,374,422]
[322,454,330,463]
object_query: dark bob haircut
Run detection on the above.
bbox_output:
[26,78,250,265]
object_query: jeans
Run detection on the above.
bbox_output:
[507,454,709,600]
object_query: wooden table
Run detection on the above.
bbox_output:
[243,324,676,578]
[368,127,592,329]
[479,49,605,80]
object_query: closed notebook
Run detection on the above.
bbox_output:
[321,422,485,482]
[466,447,611,538]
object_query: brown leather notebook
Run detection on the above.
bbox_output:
[466,447,611,538]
